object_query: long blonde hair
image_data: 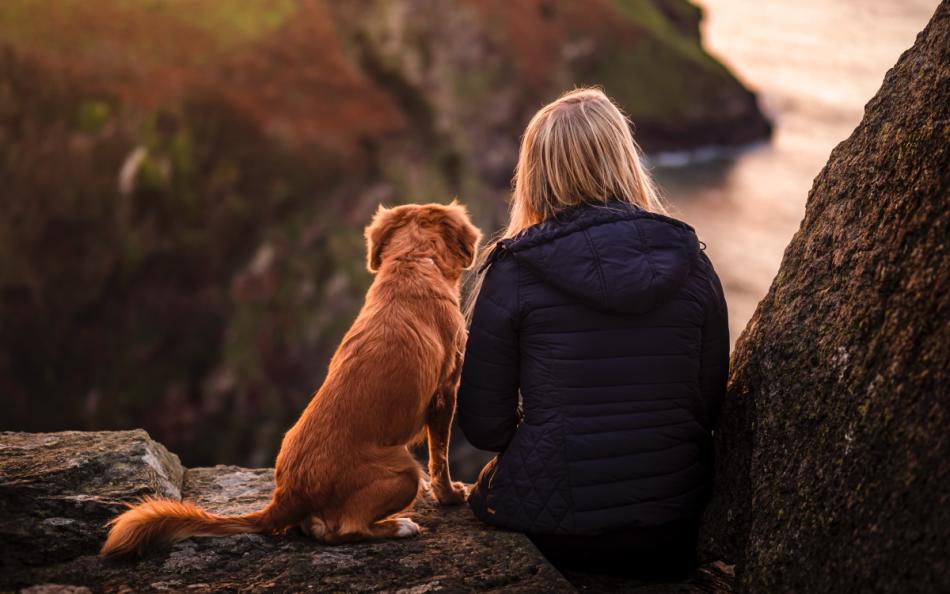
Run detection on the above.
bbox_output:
[465,87,666,319]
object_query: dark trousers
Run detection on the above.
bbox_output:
[528,518,700,580]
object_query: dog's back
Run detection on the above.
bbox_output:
[277,259,460,490]
[100,201,480,556]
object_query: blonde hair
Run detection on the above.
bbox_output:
[465,87,665,319]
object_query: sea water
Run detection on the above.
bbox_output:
[657,0,938,344]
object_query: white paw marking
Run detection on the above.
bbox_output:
[395,518,421,537]
[309,517,327,539]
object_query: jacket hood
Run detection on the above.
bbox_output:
[490,201,700,315]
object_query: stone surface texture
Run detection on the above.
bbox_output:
[1,430,732,593]
[700,2,949,593]
[0,430,183,568]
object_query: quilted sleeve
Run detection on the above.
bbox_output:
[699,252,730,430]
[457,254,521,452]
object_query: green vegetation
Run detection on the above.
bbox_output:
[75,100,111,133]
[0,0,298,55]
[0,0,768,467]
[0,43,354,465]
[602,0,734,119]
[158,0,299,47]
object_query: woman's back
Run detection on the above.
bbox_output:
[458,200,729,536]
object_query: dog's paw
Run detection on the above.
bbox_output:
[394,517,422,538]
[432,481,469,505]
[304,516,327,540]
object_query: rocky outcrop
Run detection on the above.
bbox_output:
[2,430,735,593]
[700,2,949,592]
[0,431,182,569]
[331,0,770,177]
[1,431,572,593]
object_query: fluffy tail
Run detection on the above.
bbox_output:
[99,496,284,558]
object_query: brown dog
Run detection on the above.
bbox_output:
[100,201,481,557]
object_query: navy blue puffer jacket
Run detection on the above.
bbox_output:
[458,200,729,535]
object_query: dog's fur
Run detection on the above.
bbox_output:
[100,201,482,557]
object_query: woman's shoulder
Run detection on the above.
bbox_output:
[688,249,728,318]
[474,245,520,317]
[501,200,695,253]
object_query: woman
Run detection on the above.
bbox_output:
[457,88,729,579]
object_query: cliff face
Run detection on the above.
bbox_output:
[701,2,950,592]
[0,0,769,472]
[331,0,769,180]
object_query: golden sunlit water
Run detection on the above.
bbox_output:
[656,0,939,344]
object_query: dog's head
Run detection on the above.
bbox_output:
[365,200,482,276]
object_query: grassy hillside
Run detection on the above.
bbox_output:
[0,0,768,470]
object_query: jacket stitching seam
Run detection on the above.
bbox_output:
[560,379,691,389]
[529,325,699,335]
[569,419,696,436]
[572,475,707,513]
[630,219,658,298]
[566,441,694,463]
[524,300,702,313]
[581,228,609,307]
[506,208,695,253]
[571,460,704,492]
[543,352,695,361]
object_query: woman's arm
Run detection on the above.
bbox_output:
[699,253,730,430]
[457,254,520,452]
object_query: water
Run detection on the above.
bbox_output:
[655,0,939,343]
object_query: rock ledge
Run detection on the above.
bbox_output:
[0,431,569,593]
[1,431,733,593]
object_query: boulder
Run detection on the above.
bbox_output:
[0,430,183,568]
[701,2,950,592]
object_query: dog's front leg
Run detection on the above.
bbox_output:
[426,381,468,505]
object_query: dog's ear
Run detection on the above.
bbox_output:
[443,201,482,269]
[365,205,405,273]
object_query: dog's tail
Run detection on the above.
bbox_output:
[99,494,293,559]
